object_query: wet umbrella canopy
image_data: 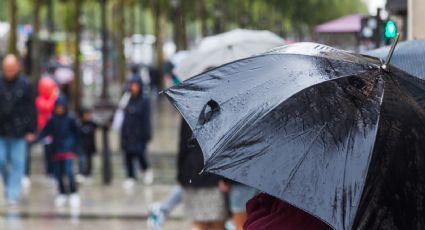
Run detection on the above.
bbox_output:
[365,40,425,108]
[165,43,425,230]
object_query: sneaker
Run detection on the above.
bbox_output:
[147,203,165,230]
[21,177,31,188]
[69,193,81,208]
[122,178,136,189]
[143,169,154,185]
[54,195,67,207]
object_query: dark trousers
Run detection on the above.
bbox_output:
[44,144,54,176]
[124,147,149,179]
[79,152,94,176]
[25,143,31,176]
[53,159,77,194]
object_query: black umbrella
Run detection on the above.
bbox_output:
[364,40,425,108]
[165,42,425,230]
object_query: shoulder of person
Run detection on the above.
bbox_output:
[17,74,33,89]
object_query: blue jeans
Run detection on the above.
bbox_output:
[160,185,183,215]
[0,137,27,201]
[53,159,77,194]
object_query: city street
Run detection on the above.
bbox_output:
[0,98,188,229]
[0,0,424,229]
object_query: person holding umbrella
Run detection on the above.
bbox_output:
[177,120,227,230]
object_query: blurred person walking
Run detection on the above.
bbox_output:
[35,77,59,182]
[37,96,81,208]
[0,54,36,205]
[121,76,153,188]
[218,180,258,230]
[77,107,98,182]
[177,120,227,230]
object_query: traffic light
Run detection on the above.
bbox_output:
[384,19,397,39]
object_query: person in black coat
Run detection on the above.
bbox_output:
[121,76,153,187]
[0,54,36,204]
[78,107,97,178]
[177,119,227,229]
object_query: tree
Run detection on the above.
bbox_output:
[31,0,42,82]
[171,0,187,51]
[8,0,18,55]
[116,0,126,85]
[197,0,208,37]
[72,0,82,111]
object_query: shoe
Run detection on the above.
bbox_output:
[147,203,165,230]
[69,193,81,208]
[143,169,154,185]
[54,195,67,207]
[122,179,136,189]
[21,177,31,188]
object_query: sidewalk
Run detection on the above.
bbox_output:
[0,177,190,229]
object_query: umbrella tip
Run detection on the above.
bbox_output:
[198,168,205,175]
[381,33,400,71]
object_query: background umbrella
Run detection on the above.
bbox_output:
[364,40,425,108]
[165,42,425,230]
[173,29,284,80]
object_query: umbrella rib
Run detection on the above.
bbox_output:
[340,122,355,229]
[282,122,328,194]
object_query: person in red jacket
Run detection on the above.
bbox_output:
[35,77,59,178]
[36,77,59,130]
[244,193,332,230]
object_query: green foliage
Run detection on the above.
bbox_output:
[2,0,367,38]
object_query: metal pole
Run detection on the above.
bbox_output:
[98,0,113,185]
[374,8,382,48]
[101,0,109,101]
[101,125,112,185]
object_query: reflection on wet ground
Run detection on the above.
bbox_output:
[0,95,188,229]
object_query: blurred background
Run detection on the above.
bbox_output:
[0,0,423,229]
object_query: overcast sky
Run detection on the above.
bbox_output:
[363,0,387,14]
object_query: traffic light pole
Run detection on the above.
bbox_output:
[374,8,382,48]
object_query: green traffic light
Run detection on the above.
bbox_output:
[385,20,397,38]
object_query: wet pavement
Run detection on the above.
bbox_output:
[0,178,190,229]
[0,92,190,229]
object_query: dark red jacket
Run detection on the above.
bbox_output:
[244,193,332,230]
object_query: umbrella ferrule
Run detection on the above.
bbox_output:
[381,33,400,71]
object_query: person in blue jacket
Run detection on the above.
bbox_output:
[38,95,81,208]
[121,76,153,188]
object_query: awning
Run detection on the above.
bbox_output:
[314,14,362,33]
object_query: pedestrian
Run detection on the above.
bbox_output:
[35,77,59,181]
[177,119,227,230]
[77,107,97,182]
[121,76,153,189]
[244,193,332,230]
[37,96,81,208]
[218,180,258,230]
[0,54,36,205]
[148,185,183,229]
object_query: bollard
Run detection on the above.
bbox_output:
[101,124,112,185]
[93,105,115,185]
